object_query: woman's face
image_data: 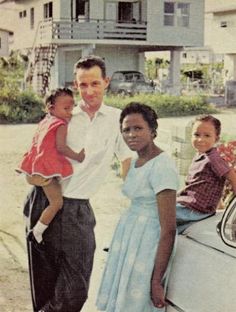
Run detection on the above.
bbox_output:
[121,113,154,152]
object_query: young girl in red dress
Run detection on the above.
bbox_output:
[17,88,85,243]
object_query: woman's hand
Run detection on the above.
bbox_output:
[151,279,166,309]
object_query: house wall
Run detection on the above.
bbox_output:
[95,45,141,76]
[0,30,10,56]
[60,0,70,19]
[206,11,236,54]
[2,0,205,50]
[147,0,204,47]
[55,45,143,87]
[7,0,60,50]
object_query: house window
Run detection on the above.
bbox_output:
[30,8,35,29]
[164,2,175,26]
[177,3,189,27]
[164,2,190,27]
[105,1,141,23]
[75,0,89,21]
[44,2,53,19]
[19,10,27,18]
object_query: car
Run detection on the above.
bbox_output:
[166,195,236,312]
[107,70,155,96]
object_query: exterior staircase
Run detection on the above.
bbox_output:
[24,44,57,96]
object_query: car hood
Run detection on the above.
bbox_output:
[182,212,236,258]
[166,212,236,312]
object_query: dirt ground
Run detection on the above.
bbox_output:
[1,108,236,311]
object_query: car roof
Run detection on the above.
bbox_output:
[112,71,143,74]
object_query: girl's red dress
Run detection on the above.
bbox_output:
[18,114,73,179]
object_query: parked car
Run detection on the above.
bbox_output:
[107,70,155,96]
[166,195,236,312]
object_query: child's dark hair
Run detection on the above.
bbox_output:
[45,88,74,110]
[194,114,221,136]
[74,55,106,78]
[119,102,158,138]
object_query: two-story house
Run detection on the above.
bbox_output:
[0,0,205,95]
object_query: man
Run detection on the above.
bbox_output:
[24,55,132,312]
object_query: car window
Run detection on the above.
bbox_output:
[134,73,145,82]
[112,73,124,81]
[124,73,133,81]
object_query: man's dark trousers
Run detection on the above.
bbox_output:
[24,187,96,312]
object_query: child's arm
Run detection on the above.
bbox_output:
[226,168,236,194]
[56,124,85,162]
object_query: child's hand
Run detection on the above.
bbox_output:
[76,148,85,162]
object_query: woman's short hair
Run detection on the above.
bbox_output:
[119,102,158,137]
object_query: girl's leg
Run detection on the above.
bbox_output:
[40,178,63,225]
[33,179,63,243]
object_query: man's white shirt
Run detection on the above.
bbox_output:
[61,103,132,199]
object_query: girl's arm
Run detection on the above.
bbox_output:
[151,189,176,309]
[56,124,85,162]
[226,167,236,194]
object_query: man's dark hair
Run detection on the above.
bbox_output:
[120,102,158,138]
[74,55,106,78]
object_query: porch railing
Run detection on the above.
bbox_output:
[39,18,147,42]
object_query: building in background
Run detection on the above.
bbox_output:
[0,0,205,95]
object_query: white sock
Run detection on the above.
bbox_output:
[33,221,48,243]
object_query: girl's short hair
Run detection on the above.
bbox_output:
[119,102,158,137]
[194,114,221,136]
[45,88,74,110]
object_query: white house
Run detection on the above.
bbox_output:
[0,0,205,95]
[205,0,236,81]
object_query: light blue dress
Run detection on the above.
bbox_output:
[96,153,179,312]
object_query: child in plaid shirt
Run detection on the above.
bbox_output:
[176,115,236,233]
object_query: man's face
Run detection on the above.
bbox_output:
[74,65,109,109]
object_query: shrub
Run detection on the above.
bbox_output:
[0,88,44,123]
[0,89,218,124]
[104,93,218,117]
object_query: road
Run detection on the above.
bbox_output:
[0,107,236,311]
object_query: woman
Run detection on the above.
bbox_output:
[96,102,179,311]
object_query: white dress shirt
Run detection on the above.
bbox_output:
[61,103,132,199]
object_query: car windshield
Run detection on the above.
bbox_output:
[124,73,145,82]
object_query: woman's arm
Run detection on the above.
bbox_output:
[151,189,176,309]
[56,125,85,162]
[120,158,132,180]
